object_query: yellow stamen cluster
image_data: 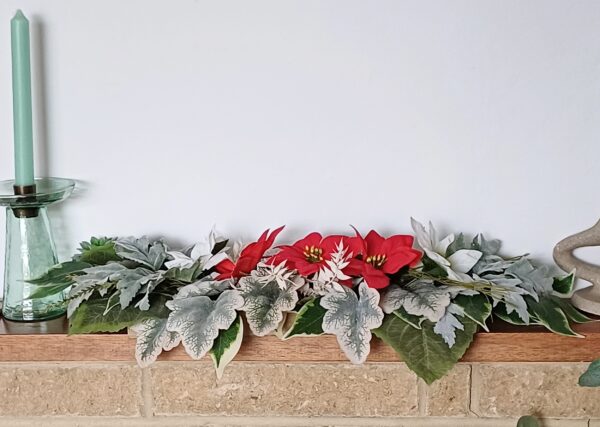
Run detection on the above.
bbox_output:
[366,254,387,268]
[303,245,324,263]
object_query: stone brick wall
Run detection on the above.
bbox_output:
[0,361,598,426]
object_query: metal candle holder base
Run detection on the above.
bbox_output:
[0,177,75,322]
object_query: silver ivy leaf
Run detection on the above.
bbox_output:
[132,318,181,367]
[320,282,384,364]
[166,290,243,359]
[433,303,465,348]
[115,236,167,270]
[380,280,451,322]
[238,276,299,336]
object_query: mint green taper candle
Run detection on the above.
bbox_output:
[11,10,35,187]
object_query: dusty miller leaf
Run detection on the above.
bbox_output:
[238,276,299,336]
[380,280,451,322]
[132,318,181,367]
[320,282,384,364]
[505,259,554,297]
[117,268,165,309]
[67,263,128,316]
[114,237,167,270]
[433,303,465,347]
[166,290,243,359]
[175,279,231,299]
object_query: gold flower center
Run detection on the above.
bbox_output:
[303,245,324,263]
[366,254,387,268]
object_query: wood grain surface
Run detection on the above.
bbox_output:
[0,318,598,363]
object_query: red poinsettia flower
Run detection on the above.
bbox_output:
[215,226,284,280]
[271,232,362,277]
[352,230,421,289]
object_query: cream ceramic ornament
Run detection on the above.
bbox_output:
[554,219,600,315]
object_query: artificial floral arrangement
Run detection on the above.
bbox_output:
[30,219,593,384]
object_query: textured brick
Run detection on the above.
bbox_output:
[150,362,419,416]
[0,416,590,427]
[424,364,471,416]
[0,363,142,416]
[473,363,600,417]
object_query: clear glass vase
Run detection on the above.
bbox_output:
[3,206,64,321]
[0,178,75,322]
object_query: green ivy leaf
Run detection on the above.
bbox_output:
[284,297,326,338]
[579,358,600,387]
[373,314,478,384]
[27,261,92,299]
[210,315,244,379]
[77,238,119,265]
[552,271,575,295]
[553,297,595,323]
[453,294,492,331]
[517,415,540,427]
[392,307,425,329]
[28,261,91,286]
[69,295,168,334]
[526,296,583,337]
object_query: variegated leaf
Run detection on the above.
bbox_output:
[320,282,384,364]
[380,280,451,322]
[166,290,243,359]
[115,236,167,270]
[132,318,181,367]
[238,276,299,336]
[210,315,244,379]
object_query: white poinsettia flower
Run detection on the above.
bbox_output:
[165,227,229,271]
[410,218,482,282]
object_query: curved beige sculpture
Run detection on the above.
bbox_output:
[553,219,600,315]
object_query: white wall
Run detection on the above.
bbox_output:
[1,0,599,284]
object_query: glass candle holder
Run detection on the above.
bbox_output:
[0,178,74,321]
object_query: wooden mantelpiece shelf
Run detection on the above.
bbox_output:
[0,318,598,363]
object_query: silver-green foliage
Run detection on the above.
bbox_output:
[321,282,384,364]
[114,236,167,270]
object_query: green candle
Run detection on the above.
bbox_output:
[11,10,34,187]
